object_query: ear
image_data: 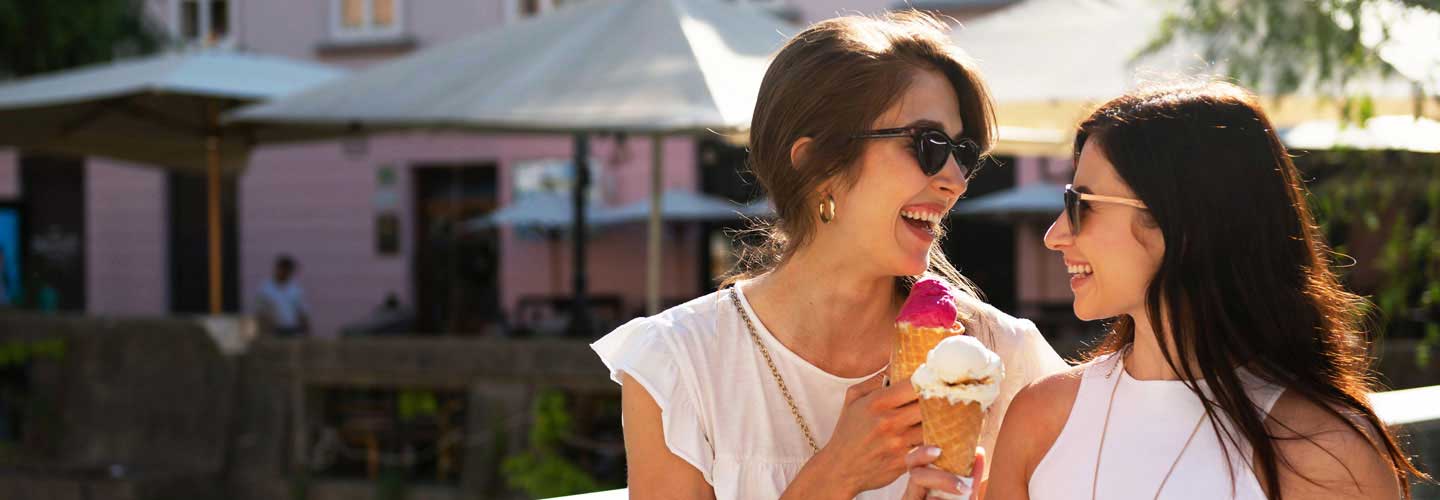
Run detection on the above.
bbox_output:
[788,137,813,171]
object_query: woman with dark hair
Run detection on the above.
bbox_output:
[987,80,1427,499]
[592,11,1066,500]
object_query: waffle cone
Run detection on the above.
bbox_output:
[890,323,964,384]
[919,397,984,476]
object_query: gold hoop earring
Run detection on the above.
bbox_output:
[819,194,836,224]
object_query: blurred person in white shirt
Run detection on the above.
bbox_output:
[255,254,310,337]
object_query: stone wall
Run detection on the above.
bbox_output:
[0,311,616,500]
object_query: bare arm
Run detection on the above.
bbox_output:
[621,373,716,500]
[985,366,1083,500]
[1266,392,1402,499]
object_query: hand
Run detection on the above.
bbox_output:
[808,372,924,496]
[902,446,986,500]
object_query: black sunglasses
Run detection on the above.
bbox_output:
[1063,184,1148,233]
[852,127,982,179]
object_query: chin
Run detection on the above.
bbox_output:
[1071,301,1111,322]
[897,255,928,277]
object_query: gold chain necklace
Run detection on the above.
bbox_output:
[1092,350,1206,500]
[728,288,821,454]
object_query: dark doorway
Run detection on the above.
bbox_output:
[19,154,87,312]
[697,138,759,292]
[411,163,499,334]
[168,172,240,313]
[942,156,1019,313]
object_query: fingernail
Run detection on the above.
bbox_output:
[956,476,973,495]
[927,446,942,457]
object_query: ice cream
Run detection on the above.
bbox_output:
[890,277,967,384]
[911,335,1004,477]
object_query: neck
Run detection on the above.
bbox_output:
[743,244,902,378]
[1123,309,1189,381]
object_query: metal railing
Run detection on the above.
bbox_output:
[546,385,1440,500]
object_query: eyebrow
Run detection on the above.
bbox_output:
[1071,184,1094,194]
[904,119,964,141]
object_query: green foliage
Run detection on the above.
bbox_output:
[0,0,165,78]
[1307,153,1440,365]
[397,390,438,421]
[0,339,67,368]
[501,390,607,498]
[1143,0,1440,121]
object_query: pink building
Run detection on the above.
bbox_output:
[0,0,1073,337]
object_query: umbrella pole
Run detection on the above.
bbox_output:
[570,134,591,337]
[207,103,224,314]
[647,135,663,316]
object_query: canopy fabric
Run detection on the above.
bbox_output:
[1281,115,1440,153]
[465,193,605,230]
[593,190,746,224]
[0,51,345,174]
[227,0,789,138]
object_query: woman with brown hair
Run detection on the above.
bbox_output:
[987,80,1428,499]
[592,11,1066,500]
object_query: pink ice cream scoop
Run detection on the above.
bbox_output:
[896,277,960,328]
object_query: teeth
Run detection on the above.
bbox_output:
[1067,264,1093,275]
[901,210,941,224]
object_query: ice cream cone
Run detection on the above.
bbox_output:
[890,322,964,384]
[919,396,984,475]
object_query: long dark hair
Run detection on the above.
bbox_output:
[721,11,994,297]
[1078,80,1425,498]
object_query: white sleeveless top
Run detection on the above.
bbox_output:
[1030,352,1287,500]
[592,280,1068,499]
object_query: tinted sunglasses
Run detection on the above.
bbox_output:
[852,127,982,179]
[1063,184,1148,232]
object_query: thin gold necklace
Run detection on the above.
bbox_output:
[1091,350,1206,500]
[729,288,821,454]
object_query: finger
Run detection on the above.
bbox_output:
[904,425,924,448]
[874,378,920,408]
[909,466,968,496]
[895,400,923,426]
[902,481,928,500]
[845,372,887,403]
[905,445,942,468]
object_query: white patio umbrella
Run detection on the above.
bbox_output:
[465,193,609,296]
[1281,115,1440,153]
[229,0,790,324]
[0,51,346,313]
[592,190,747,225]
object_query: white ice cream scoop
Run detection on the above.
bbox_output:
[911,335,1004,409]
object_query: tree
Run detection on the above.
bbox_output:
[1148,0,1440,366]
[1145,0,1438,112]
[0,0,165,78]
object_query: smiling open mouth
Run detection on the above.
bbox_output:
[901,209,941,238]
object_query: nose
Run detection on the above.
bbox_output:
[931,153,969,199]
[1043,210,1072,251]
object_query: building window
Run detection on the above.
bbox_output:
[172,0,236,48]
[330,0,405,40]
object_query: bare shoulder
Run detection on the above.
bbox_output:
[987,361,1089,497]
[1006,362,1087,429]
[1264,390,1401,499]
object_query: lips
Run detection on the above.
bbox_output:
[900,207,943,239]
[1065,260,1092,291]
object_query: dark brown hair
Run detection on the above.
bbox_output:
[1078,80,1426,498]
[723,11,996,295]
